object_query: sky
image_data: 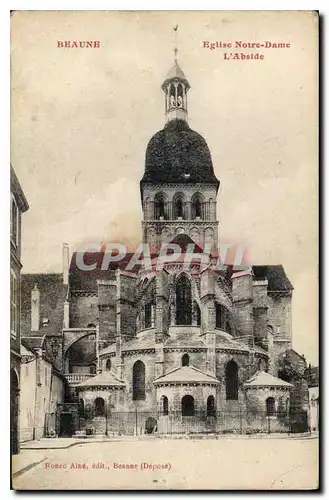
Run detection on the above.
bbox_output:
[11,11,318,364]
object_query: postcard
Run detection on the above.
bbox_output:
[10,10,319,490]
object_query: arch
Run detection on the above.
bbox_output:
[190,227,200,245]
[225,360,239,400]
[182,395,195,416]
[175,274,192,325]
[106,358,112,371]
[162,396,169,416]
[169,83,176,108]
[182,353,190,367]
[87,323,96,328]
[132,360,146,401]
[154,192,167,220]
[266,397,276,416]
[78,398,85,418]
[207,395,216,417]
[191,192,205,219]
[144,302,152,328]
[94,397,105,417]
[173,192,185,219]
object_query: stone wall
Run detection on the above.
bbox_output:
[70,293,99,328]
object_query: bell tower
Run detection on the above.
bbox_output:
[162,48,190,124]
[140,45,220,251]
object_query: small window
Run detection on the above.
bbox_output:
[225,360,239,400]
[106,359,111,371]
[11,194,19,246]
[207,395,216,417]
[162,396,169,416]
[182,354,190,367]
[266,397,276,417]
[132,361,146,401]
[215,303,223,329]
[145,303,152,328]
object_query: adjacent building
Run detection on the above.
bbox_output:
[10,166,29,454]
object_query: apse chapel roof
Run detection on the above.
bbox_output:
[244,371,293,388]
[153,365,219,385]
[141,119,220,187]
[76,371,125,388]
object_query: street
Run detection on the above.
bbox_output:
[13,436,318,491]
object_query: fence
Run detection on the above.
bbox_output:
[45,409,309,437]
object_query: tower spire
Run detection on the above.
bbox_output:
[162,25,190,124]
[173,24,178,61]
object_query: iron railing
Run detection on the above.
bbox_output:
[43,409,309,437]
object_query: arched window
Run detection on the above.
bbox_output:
[162,396,169,416]
[94,397,105,417]
[207,396,216,417]
[145,302,152,328]
[78,399,85,418]
[225,360,239,400]
[87,323,96,328]
[215,303,223,329]
[182,395,195,416]
[176,274,192,325]
[132,360,146,401]
[182,353,190,367]
[191,194,204,219]
[266,397,276,416]
[106,359,111,371]
[173,193,185,219]
[154,193,166,220]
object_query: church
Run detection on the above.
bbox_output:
[20,54,309,437]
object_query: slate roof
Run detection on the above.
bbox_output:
[244,371,293,388]
[76,371,125,388]
[21,336,45,351]
[161,60,190,90]
[154,365,219,385]
[252,265,293,292]
[141,119,220,187]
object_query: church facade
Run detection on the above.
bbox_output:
[20,56,309,437]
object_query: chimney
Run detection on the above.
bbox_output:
[31,283,40,332]
[63,300,69,329]
[62,243,69,285]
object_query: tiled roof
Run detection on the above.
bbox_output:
[215,331,249,352]
[164,329,206,349]
[100,330,155,356]
[244,371,293,388]
[76,371,125,388]
[154,365,219,385]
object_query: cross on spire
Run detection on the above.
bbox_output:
[173,24,178,60]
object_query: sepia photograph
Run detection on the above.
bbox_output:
[10,10,319,490]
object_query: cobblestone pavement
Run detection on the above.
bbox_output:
[12,437,318,491]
